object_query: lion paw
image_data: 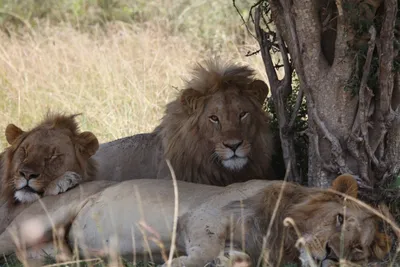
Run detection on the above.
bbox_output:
[208,251,251,267]
[44,171,82,196]
[161,256,189,267]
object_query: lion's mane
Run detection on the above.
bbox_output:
[156,60,273,185]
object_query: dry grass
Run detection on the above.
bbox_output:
[0,1,267,150]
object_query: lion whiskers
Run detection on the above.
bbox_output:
[209,151,221,165]
[14,176,28,190]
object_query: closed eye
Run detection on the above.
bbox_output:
[46,153,62,161]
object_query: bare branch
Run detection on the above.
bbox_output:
[276,32,292,98]
[268,0,304,80]
[370,0,397,153]
[288,87,303,130]
[255,5,301,183]
[353,26,379,168]
[308,100,353,174]
[232,0,258,40]
[332,0,351,66]
[255,7,279,87]
[378,0,397,116]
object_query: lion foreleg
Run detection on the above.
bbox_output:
[208,250,252,267]
[43,171,82,196]
[162,214,226,267]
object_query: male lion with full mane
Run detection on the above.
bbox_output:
[0,174,392,266]
[94,59,274,185]
[0,113,99,210]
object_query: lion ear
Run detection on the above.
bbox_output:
[331,173,358,198]
[180,88,204,114]
[74,131,99,159]
[372,232,392,260]
[5,124,24,145]
[247,79,269,105]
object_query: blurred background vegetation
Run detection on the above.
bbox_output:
[0,0,270,150]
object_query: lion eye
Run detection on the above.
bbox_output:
[353,246,363,253]
[336,213,344,226]
[209,115,219,123]
[46,151,60,161]
[240,111,249,120]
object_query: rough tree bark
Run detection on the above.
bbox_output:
[247,0,400,199]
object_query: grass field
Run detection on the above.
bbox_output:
[0,0,267,150]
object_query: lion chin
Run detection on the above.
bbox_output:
[14,189,40,203]
[221,156,248,171]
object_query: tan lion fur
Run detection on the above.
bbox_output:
[225,174,392,265]
[0,174,392,266]
[0,113,99,209]
[94,59,273,185]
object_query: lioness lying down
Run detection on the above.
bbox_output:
[0,174,392,266]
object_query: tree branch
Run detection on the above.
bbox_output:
[370,0,397,153]
[332,0,351,66]
[255,5,301,183]
[348,26,378,178]
[276,31,292,98]
[308,99,353,175]
[254,7,279,87]
[288,87,303,130]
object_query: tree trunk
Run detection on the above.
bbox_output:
[249,0,400,198]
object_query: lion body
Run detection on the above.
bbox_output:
[0,175,391,266]
[93,60,274,185]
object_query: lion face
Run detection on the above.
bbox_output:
[158,60,273,185]
[180,77,270,173]
[302,203,389,265]
[1,114,99,204]
[293,175,391,265]
[199,88,263,171]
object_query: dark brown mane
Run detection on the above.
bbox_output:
[155,59,273,185]
[183,59,256,95]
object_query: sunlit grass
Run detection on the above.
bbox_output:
[0,1,267,150]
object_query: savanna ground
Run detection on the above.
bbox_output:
[0,0,269,266]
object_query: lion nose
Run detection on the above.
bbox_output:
[19,170,40,180]
[223,140,243,152]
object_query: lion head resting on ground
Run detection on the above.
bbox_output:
[156,59,273,185]
[0,113,99,206]
[225,174,393,266]
[0,174,392,267]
